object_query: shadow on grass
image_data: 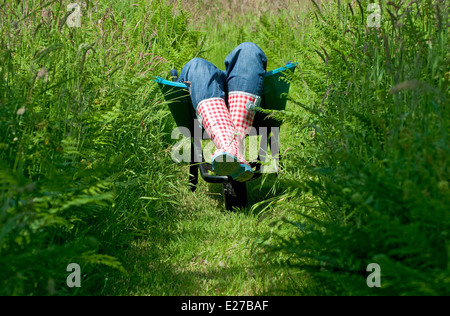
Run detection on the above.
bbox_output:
[105,222,298,296]
[205,172,289,215]
[102,166,300,296]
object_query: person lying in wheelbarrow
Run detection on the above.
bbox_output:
[177,42,267,182]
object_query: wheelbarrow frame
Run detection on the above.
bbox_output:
[154,62,296,210]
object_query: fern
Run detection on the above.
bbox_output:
[257,0,450,295]
[0,0,199,295]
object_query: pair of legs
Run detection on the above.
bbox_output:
[178,42,267,182]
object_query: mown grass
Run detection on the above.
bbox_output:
[104,175,300,296]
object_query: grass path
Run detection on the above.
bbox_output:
[106,165,304,295]
[105,0,312,296]
[103,73,313,294]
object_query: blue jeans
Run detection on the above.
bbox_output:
[178,42,267,111]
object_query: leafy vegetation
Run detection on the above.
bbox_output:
[253,0,449,295]
[0,0,201,295]
[1,0,448,296]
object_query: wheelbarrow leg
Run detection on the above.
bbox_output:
[268,127,281,175]
[222,181,247,211]
[189,140,198,192]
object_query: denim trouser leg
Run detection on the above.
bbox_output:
[178,42,267,111]
[225,42,267,96]
[178,58,226,111]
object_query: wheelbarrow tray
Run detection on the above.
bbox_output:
[154,62,296,210]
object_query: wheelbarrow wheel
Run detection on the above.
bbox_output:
[222,182,247,211]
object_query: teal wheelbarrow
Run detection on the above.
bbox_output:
[154,62,296,210]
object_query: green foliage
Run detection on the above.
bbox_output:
[1,0,448,296]
[257,0,449,295]
[0,0,200,295]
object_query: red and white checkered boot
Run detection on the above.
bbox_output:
[228,91,261,182]
[197,98,242,177]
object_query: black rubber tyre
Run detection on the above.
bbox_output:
[222,181,247,211]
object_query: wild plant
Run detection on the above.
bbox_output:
[257,0,449,295]
[0,0,201,295]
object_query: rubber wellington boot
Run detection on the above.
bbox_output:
[196,98,241,177]
[228,91,261,182]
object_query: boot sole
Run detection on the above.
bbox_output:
[231,164,254,182]
[212,152,240,176]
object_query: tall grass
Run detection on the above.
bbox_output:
[1,0,448,296]
[0,0,202,295]
[170,0,312,69]
[255,0,449,295]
